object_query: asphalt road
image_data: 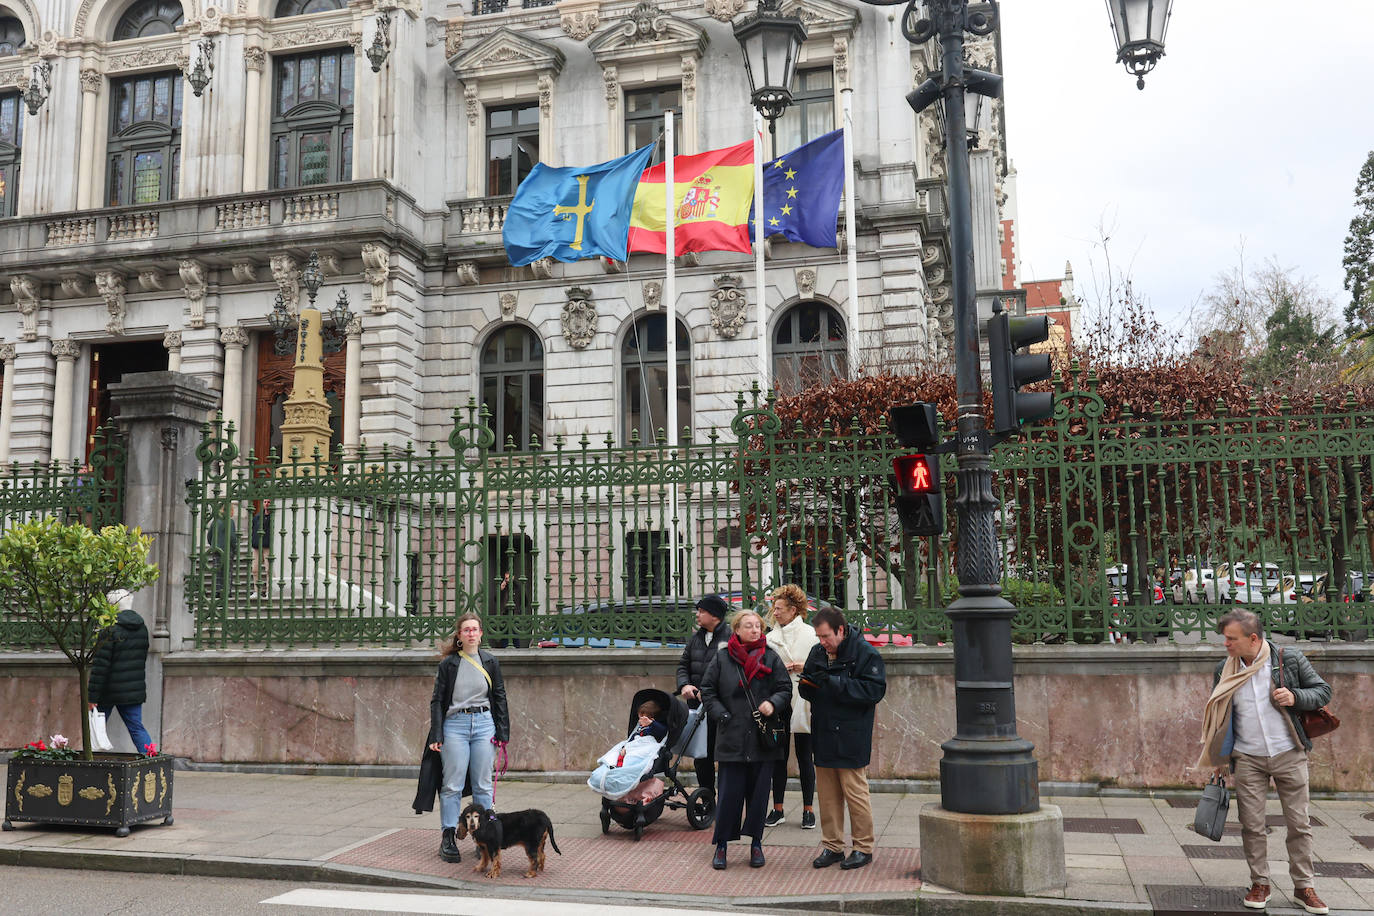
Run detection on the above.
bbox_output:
[0,866,759,916]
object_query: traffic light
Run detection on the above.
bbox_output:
[888,403,944,537]
[986,311,1054,435]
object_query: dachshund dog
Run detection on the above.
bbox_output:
[457,803,561,879]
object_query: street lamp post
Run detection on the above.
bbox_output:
[732,0,807,146]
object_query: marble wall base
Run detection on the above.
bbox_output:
[4,645,1371,791]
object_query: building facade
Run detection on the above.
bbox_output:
[0,0,1007,467]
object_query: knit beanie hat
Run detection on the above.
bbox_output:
[695,594,730,620]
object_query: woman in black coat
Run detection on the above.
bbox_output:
[701,609,792,870]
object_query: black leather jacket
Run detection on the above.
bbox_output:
[676,621,732,694]
[428,649,510,745]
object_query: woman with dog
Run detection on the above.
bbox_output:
[429,612,510,864]
[701,608,793,870]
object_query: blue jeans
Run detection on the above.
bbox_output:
[99,704,153,753]
[439,710,496,829]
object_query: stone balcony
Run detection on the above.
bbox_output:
[0,180,431,280]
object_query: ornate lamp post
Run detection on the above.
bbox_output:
[187,37,214,97]
[366,10,392,73]
[732,0,807,140]
[849,0,1170,895]
[1104,0,1173,89]
[21,60,52,115]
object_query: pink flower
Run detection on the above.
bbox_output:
[49,734,68,749]
[142,743,158,756]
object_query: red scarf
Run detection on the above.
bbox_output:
[727,633,772,683]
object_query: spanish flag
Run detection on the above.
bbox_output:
[627,141,754,255]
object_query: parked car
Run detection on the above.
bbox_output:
[1104,565,1165,605]
[1220,561,1284,604]
[536,597,696,648]
[1182,567,1217,603]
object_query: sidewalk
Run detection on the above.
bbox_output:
[2,766,1373,914]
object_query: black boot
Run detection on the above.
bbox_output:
[440,827,462,863]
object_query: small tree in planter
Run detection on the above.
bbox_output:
[0,519,158,759]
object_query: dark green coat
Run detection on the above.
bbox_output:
[88,610,149,707]
[799,625,887,768]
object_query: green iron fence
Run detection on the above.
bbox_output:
[184,379,1374,649]
[0,426,128,649]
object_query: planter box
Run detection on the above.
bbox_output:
[4,754,173,836]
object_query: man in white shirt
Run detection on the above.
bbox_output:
[1199,609,1332,914]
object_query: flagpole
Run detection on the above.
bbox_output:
[753,109,767,393]
[842,88,866,609]
[664,111,680,598]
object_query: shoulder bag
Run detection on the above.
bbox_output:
[1277,646,1339,739]
[736,660,787,751]
[1192,773,1229,841]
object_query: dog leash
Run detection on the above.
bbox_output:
[491,739,509,806]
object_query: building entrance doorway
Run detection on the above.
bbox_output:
[85,339,168,459]
[252,331,345,464]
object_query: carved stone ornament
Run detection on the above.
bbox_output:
[179,259,207,329]
[704,0,745,22]
[106,45,187,75]
[270,254,300,314]
[317,252,341,277]
[199,5,223,35]
[94,270,127,336]
[833,36,849,89]
[138,269,164,292]
[345,316,363,338]
[360,243,390,313]
[79,68,101,93]
[163,330,182,351]
[424,16,443,47]
[965,36,996,71]
[160,426,178,451]
[499,292,517,318]
[602,66,618,109]
[796,268,816,298]
[445,19,463,59]
[530,258,555,280]
[231,261,257,283]
[561,10,599,41]
[708,274,747,339]
[219,326,250,348]
[921,244,942,268]
[454,262,479,286]
[244,46,266,72]
[60,275,88,297]
[270,24,362,53]
[622,0,670,42]
[10,275,39,342]
[464,84,479,126]
[51,338,81,361]
[537,74,554,117]
[642,280,662,311]
[561,287,597,349]
[681,55,696,101]
[0,342,15,363]
[35,30,58,58]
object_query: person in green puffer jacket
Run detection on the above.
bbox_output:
[87,604,153,754]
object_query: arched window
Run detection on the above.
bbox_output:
[0,16,25,56]
[274,0,344,16]
[480,325,544,452]
[0,91,21,217]
[772,301,847,395]
[271,47,354,188]
[107,71,182,205]
[112,0,184,40]
[622,314,691,444]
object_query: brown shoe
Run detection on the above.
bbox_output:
[1294,887,1329,915]
[1242,884,1270,909]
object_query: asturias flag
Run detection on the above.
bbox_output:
[754,129,846,249]
[502,144,656,266]
[628,141,755,255]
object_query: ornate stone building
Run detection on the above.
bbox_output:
[0,0,1006,466]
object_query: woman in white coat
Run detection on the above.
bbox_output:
[763,583,820,829]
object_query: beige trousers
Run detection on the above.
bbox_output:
[815,765,874,854]
[1232,748,1314,888]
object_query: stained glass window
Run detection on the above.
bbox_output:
[271,48,354,188]
[112,0,184,41]
[274,0,344,16]
[107,71,182,206]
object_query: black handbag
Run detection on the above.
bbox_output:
[1193,773,1229,842]
[737,660,787,751]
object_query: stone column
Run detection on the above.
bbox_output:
[76,69,102,210]
[0,343,15,465]
[49,338,80,465]
[106,372,218,744]
[242,46,266,191]
[219,326,248,446]
[343,316,362,455]
[163,330,183,373]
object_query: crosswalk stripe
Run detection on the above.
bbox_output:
[262,888,763,915]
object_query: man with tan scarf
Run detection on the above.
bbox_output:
[1197,609,1332,914]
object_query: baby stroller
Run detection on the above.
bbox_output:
[598,687,716,840]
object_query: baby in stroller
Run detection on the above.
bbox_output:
[589,687,717,840]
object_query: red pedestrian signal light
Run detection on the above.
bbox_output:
[893,454,936,494]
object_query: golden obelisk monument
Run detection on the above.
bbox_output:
[278,254,333,472]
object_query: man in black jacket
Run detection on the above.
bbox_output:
[677,594,732,796]
[88,604,153,753]
[799,606,886,871]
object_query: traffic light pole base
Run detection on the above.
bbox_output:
[918,802,1066,897]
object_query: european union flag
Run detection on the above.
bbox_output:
[503,144,656,267]
[755,129,846,249]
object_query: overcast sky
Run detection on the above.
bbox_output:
[999,1,1374,335]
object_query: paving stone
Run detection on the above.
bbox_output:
[1064,853,1126,870]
